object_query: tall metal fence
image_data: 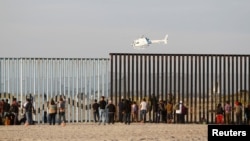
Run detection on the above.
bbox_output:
[1,54,250,124]
[0,58,110,123]
[110,53,250,123]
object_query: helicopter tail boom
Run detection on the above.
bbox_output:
[151,34,168,44]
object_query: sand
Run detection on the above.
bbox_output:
[0,123,208,141]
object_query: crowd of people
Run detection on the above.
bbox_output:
[0,95,37,125]
[93,96,250,125]
[2,94,250,126]
[216,100,250,125]
[0,94,189,126]
[0,98,21,125]
[91,95,188,125]
[0,95,66,126]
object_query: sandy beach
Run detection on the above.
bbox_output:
[0,123,208,141]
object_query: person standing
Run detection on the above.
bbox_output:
[106,100,116,124]
[151,94,158,123]
[147,97,152,122]
[180,102,187,123]
[92,99,100,123]
[224,100,232,124]
[244,104,250,125]
[99,96,107,125]
[105,99,109,123]
[156,100,164,123]
[140,98,147,123]
[131,101,138,122]
[124,99,131,125]
[48,99,57,125]
[24,98,33,125]
[118,99,125,123]
[166,100,173,123]
[234,101,243,125]
[216,103,224,124]
[58,97,66,125]
[0,99,4,117]
[10,98,20,125]
[4,99,10,117]
[175,101,183,123]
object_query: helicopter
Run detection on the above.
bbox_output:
[131,34,168,49]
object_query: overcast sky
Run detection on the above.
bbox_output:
[1,0,250,58]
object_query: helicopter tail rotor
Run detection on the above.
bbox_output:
[164,34,168,44]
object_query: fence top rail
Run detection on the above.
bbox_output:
[109,53,250,57]
[0,58,110,60]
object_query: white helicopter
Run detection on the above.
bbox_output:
[131,34,168,49]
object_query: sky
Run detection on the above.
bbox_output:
[1,0,250,58]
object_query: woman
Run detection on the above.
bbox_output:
[131,101,138,122]
[216,103,224,124]
[58,97,66,125]
[48,99,57,125]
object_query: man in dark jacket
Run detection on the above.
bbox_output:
[24,98,33,125]
[99,96,107,125]
[107,100,116,124]
[124,99,132,125]
[10,98,20,125]
[118,99,125,123]
[92,99,99,123]
[3,99,10,117]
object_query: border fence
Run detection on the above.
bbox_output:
[1,53,250,124]
[0,58,110,123]
[110,53,250,123]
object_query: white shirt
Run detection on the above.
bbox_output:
[176,103,182,114]
[140,101,147,110]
